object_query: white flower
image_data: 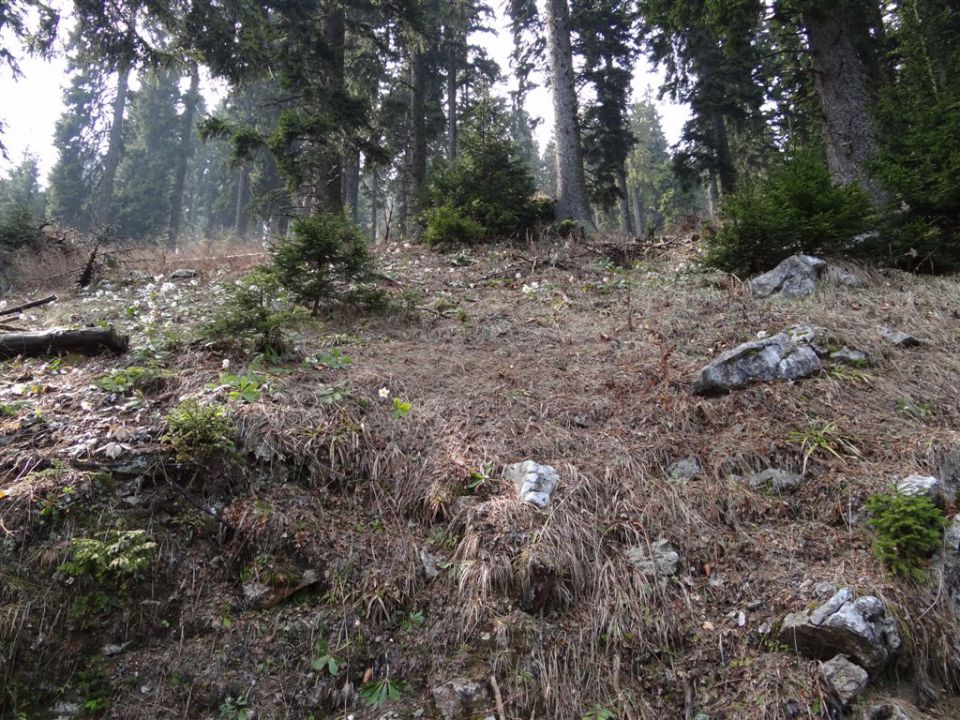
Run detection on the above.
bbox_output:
[378,387,390,399]
[222,359,231,370]
[756,330,768,339]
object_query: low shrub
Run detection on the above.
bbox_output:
[865,490,946,580]
[161,399,237,463]
[204,269,309,354]
[421,206,484,247]
[271,211,373,315]
[705,147,874,274]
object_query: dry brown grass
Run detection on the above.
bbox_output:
[2,235,960,718]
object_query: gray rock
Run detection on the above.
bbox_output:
[878,325,922,347]
[242,582,271,604]
[934,514,960,620]
[668,455,702,481]
[750,254,827,299]
[51,702,82,717]
[169,268,198,279]
[861,705,912,720]
[432,679,489,720]
[896,474,943,505]
[831,347,868,365]
[505,460,560,508]
[821,655,869,705]
[824,263,864,288]
[626,539,680,577]
[747,468,803,494]
[779,587,901,672]
[693,329,821,395]
[420,547,443,580]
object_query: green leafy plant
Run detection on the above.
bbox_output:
[271,211,374,316]
[581,706,616,720]
[866,491,946,579]
[63,529,157,586]
[360,678,406,707]
[211,371,266,403]
[399,610,425,632]
[310,653,340,677]
[97,365,168,394]
[391,398,411,419]
[307,348,352,370]
[787,420,860,474]
[161,399,236,462]
[219,694,250,720]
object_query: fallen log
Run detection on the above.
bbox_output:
[0,326,129,358]
[0,294,57,317]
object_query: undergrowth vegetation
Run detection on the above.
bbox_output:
[866,491,947,580]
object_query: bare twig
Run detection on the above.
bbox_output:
[0,294,57,317]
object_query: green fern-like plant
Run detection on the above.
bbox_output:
[865,491,946,579]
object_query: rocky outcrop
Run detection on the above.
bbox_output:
[505,460,559,508]
[692,326,821,395]
[896,474,944,506]
[935,514,960,620]
[779,587,901,672]
[878,326,922,347]
[750,255,827,299]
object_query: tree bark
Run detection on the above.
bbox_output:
[630,186,646,237]
[167,64,201,247]
[370,166,379,242]
[446,26,460,160]
[544,0,593,228]
[312,6,346,215]
[710,110,736,197]
[234,167,250,237]
[409,47,428,213]
[0,327,129,358]
[342,148,360,223]
[617,165,634,235]
[93,62,131,226]
[802,4,884,204]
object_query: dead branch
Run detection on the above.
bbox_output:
[0,294,57,317]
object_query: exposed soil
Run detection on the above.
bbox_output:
[2,236,959,719]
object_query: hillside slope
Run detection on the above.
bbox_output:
[2,238,959,720]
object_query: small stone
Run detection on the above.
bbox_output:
[862,705,912,720]
[813,582,837,599]
[420,547,443,580]
[626,539,680,577]
[668,456,702,481]
[747,468,803,494]
[52,702,82,717]
[878,326,921,347]
[432,679,489,720]
[169,268,198,279]
[821,655,869,705]
[896,474,943,505]
[831,347,868,365]
[504,460,560,508]
[242,582,271,603]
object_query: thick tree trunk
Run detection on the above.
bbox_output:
[710,110,736,197]
[409,48,428,213]
[370,167,379,242]
[93,63,131,226]
[311,7,346,215]
[706,172,720,223]
[803,5,884,204]
[0,327,129,358]
[234,167,250,237]
[630,186,645,238]
[446,27,460,160]
[342,148,360,223]
[544,0,593,228]
[617,165,634,235]
[167,64,201,247]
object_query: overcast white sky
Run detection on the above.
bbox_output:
[0,4,689,185]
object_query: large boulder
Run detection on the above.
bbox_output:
[693,326,821,395]
[779,587,901,672]
[750,255,827,299]
[505,460,560,508]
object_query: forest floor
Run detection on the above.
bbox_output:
[1,234,960,720]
